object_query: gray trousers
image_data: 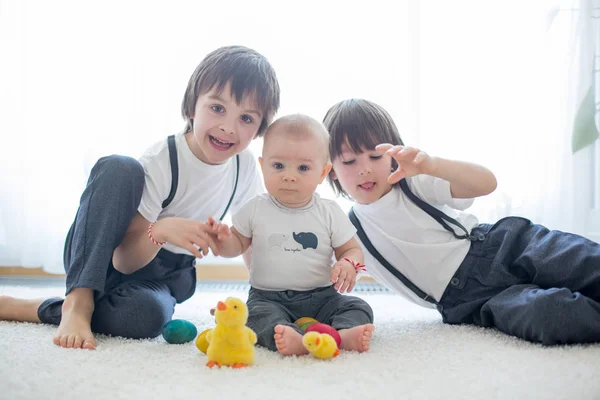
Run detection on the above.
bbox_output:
[246,285,374,351]
[37,155,196,339]
[439,216,600,345]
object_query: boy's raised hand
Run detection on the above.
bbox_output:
[376,143,434,184]
[330,259,357,293]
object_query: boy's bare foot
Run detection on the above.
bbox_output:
[0,296,43,322]
[338,324,375,352]
[53,288,96,350]
[273,325,309,356]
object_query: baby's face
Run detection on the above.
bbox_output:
[260,129,331,208]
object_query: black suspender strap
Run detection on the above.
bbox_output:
[348,208,437,305]
[217,154,239,221]
[399,178,479,241]
[348,178,482,304]
[161,134,240,221]
[161,135,178,208]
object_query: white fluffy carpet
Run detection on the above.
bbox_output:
[1,279,600,400]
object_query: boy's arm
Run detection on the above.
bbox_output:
[112,213,161,274]
[113,213,217,274]
[376,144,497,199]
[428,157,497,199]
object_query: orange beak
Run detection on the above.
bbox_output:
[217,301,227,311]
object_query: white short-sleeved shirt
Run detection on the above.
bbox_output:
[353,175,478,308]
[233,193,356,291]
[138,132,264,255]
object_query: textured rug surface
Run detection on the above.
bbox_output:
[1,278,599,400]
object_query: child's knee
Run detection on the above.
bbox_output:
[94,155,144,186]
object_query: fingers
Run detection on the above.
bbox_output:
[216,224,232,240]
[347,276,357,293]
[330,266,341,284]
[339,272,356,293]
[184,243,205,259]
[375,143,394,152]
[334,270,347,292]
[388,168,405,184]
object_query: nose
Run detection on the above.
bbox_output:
[219,120,235,135]
[359,167,372,176]
[283,175,297,183]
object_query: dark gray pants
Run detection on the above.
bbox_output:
[246,285,374,351]
[38,155,196,339]
[439,216,600,345]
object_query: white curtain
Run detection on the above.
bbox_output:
[0,0,592,273]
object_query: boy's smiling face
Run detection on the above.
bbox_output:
[186,82,263,165]
[331,144,394,204]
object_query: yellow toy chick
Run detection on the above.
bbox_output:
[205,297,257,368]
[302,331,340,360]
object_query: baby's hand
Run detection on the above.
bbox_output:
[206,217,232,241]
[376,143,434,184]
[330,259,357,293]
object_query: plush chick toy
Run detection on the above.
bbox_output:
[302,331,340,360]
[205,297,257,368]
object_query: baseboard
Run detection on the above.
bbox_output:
[0,265,250,280]
[0,265,373,282]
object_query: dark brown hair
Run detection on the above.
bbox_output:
[181,46,280,137]
[323,98,404,198]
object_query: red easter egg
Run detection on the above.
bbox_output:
[305,323,342,347]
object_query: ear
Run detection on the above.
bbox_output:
[319,162,333,183]
[258,157,264,170]
[330,169,338,181]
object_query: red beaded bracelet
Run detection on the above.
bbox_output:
[343,257,367,273]
[147,222,166,246]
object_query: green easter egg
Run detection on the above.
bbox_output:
[162,319,198,344]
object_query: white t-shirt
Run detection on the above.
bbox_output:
[138,132,264,255]
[353,175,478,308]
[233,193,356,291]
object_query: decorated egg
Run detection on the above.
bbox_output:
[162,319,198,344]
[195,329,211,354]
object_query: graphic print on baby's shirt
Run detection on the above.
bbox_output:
[268,232,319,253]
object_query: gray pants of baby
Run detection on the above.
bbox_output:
[246,285,374,351]
[37,155,196,339]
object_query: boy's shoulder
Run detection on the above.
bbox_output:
[139,135,171,162]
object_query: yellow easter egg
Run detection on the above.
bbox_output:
[195,329,211,354]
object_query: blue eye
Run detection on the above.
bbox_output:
[241,115,254,123]
[298,165,309,172]
[212,105,224,113]
[273,162,283,169]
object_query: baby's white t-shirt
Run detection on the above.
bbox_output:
[233,193,356,291]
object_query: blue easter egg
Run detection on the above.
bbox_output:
[162,319,198,344]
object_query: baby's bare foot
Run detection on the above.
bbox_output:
[339,324,375,352]
[53,289,96,350]
[273,325,309,356]
[0,296,44,322]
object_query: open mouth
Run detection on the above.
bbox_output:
[209,135,234,150]
[358,182,376,191]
